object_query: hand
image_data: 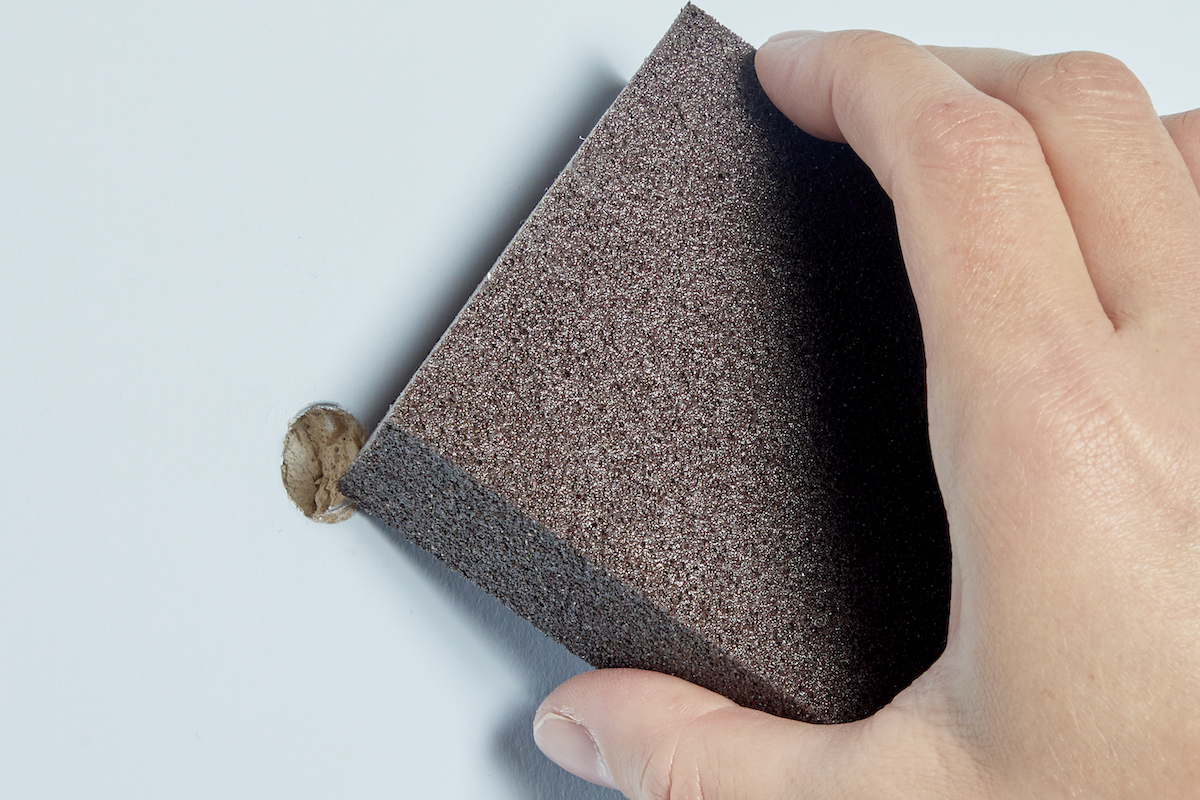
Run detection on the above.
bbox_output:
[531,31,1200,798]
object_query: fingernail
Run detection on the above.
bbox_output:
[533,711,617,790]
[763,29,823,44]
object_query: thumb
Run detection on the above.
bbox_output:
[532,669,867,799]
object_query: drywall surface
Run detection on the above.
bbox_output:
[1,0,1192,797]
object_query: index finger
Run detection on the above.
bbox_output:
[754,32,1112,385]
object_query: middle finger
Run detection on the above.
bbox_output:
[927,46,1200,330]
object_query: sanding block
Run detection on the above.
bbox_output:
[341,4,950,723]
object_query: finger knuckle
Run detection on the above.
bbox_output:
[909,93,1038,173]
[826,30,928,104]
[1015,51,1150,112]
[1170,108,1200,142]
[637,725,725,800]
[638,750,697,800]
[825,28,913,58]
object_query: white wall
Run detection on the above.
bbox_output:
[1,1,1193,797]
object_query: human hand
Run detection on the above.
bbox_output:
[531,31,1200,798]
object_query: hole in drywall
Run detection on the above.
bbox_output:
[281,404,367,523]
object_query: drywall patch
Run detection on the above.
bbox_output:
[282,404,366,523]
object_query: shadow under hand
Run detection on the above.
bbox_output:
[361,58,627,800]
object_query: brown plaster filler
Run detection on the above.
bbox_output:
[282,404,366,523]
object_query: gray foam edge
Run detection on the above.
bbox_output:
[340,421,823,721]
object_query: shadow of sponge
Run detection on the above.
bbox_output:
[341,4,951,724]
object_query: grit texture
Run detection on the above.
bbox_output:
[341,4,951,723]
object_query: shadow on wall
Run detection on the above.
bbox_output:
[360,60,628,800]
[363,59,629,430]
[367,523,622,799]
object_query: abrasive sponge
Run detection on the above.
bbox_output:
[341,4,950,723]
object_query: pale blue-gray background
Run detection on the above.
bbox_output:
[1,1,1193,797]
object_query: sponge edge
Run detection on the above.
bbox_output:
[342,4,950,723]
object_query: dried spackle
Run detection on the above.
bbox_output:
[282,404,367,523]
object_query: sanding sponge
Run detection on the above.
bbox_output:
[341,4,950,723]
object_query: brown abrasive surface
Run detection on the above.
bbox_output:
[341,4,950,723]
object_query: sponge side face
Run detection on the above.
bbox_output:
[342,4,950,724]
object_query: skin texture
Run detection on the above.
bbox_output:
[533,31,1200,799]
